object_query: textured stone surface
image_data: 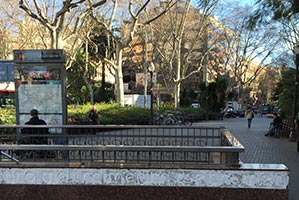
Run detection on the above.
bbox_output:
[0,166,288,189]
[0,165,289,200]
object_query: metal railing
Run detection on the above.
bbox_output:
[0,125,244,168]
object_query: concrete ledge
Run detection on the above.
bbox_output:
[0,164,288,190]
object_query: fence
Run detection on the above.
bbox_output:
[0,125,244,168]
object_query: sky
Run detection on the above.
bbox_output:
[190,0,255,8]
[220,0,255,6]
[237,0,255,6]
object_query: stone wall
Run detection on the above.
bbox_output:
[0,164,289,200]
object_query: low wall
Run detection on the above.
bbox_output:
[0,163,289,200]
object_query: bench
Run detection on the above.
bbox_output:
[273,119,292,138]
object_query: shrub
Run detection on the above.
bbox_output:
[0,103,221,125]
[68,103,151,125]
[0,107,16,125]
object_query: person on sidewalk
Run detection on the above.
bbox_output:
[245,106,254,128]
[265,113,283,136]
[88,105,99,125]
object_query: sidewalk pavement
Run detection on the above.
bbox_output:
[195,117,299,200]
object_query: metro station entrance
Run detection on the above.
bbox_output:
[13,49,67,126]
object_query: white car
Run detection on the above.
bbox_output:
[191,103,200,108]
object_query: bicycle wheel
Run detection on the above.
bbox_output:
[184,120,192,126]
[165,118,175,125]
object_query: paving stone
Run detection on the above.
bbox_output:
[195,117,299,200]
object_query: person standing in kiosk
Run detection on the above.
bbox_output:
[22,109,48,144]
[18,109,50,159]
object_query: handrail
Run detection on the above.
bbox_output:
[0,125,244,168]
[0,144,244,152]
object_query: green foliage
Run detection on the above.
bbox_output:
[0,107,16,125]
[198,78,227,112]
[68,103,151,125]
[93,82,115,103]
[68,103,214,125]
[180,88,198,107]
[0,103,221,125]
[88,22,115,60]
[101,106,150,125]
[67,48,90,104]
[249,0,296,29]
[272,68,297,118]
[67,46,116,105]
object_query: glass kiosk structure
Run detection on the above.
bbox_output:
[13,49,67,126]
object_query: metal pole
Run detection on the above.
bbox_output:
[296,53,299,152]
[203,30,209,120]
[143,32,148,108]
[291,50,299,144]
[294,54,299,119]
[150,71,153,123]
[204,55,209,120]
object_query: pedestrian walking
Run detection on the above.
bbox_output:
[245,106,254,128]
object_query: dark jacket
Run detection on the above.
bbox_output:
[22,117,48,144]
[25,117,47,126]
[273,116,283,127]
[88,109,99,125]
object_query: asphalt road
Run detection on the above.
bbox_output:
[195,116,299,200]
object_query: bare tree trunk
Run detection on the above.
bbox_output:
[83,76,94,104]
[174,40,182,108]
[173,0,190,108]
[115,43,124,106]
[174,82,181,108]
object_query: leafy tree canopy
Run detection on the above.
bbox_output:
[249,0,298,27]
[272,68,296,118]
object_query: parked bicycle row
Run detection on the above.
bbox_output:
[148,112,192,126]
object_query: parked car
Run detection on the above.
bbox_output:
[191,103,200,108]
[260,104,273,115]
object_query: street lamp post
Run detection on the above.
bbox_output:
[294,44,299,152]
[143,32,148,109]
[290,45,299,149]
[148,62,155,124]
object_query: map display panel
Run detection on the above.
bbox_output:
[18,83,62,113]
[17,83,63,125]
